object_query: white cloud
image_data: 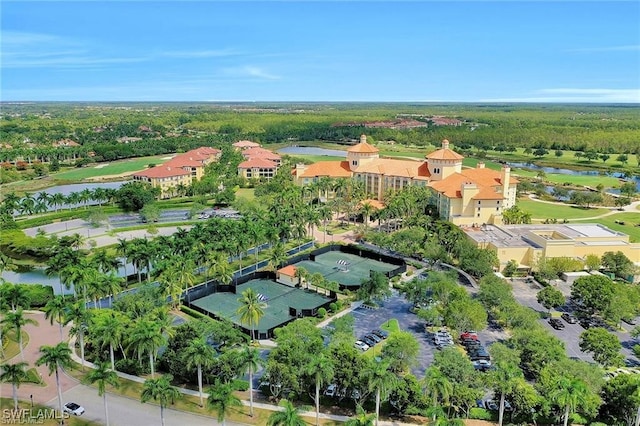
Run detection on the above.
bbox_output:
[223,66,280,80]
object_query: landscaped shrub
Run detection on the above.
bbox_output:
[329,302,337,313]
[115,358,143,376]
[232,379,249,392]
[180,305,209,320]
[316,307,327,319]
[469,407,495,421]
[24,284,54,307]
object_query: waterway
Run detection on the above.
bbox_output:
[277,146,347,157]
[507,162,640,191]
[37,181,128,196]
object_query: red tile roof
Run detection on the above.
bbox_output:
[297,161,353,178]
[425,148,464,161]
[347,141,379,154]
[278,265,297,276]
[133,165,190,179]
[238,158,278,169]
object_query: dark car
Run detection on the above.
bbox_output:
[561,313,577,324]
[361,336,377,347]
[366,333,382,344]
[463,340,482,349]
[549,318,565,330]
[623,317,638,326]
[371,329,389,339]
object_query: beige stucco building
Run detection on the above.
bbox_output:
[132,147,220,198]
[464,223,640,271]
[294,136,518,225]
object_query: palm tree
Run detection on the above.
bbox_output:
[489,343,524,426]
[37,343,72,423]
[551,376,590,426]
[63,302,92,370]
[366,360,397,426]
[423,366,453,421]
[43,295,68,342]
[236,288,266,342]
[84,361,119,426]
[0,362,29,410]
[345,404,376,426]
[266,399,306,426]
[140,375,181,426]
[267,242,287,272]
[94,311,128,370]
[238,346,262,417]
[116,238,130,280]
[182,337,217,407]
[126,318,165,377]
[305,353,334,426]
[359,201,375,228]
[5,284,30,312]
[206,381,243,426]
[1,309,38,361]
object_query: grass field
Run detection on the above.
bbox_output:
[512,168,621,188]
[53,154,172,180]
[235,188,256,201]
[517,199,609,220]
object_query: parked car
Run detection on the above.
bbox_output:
[549,318,565,330]
[623,317,638,326]
[462,339,482,348]
[361,336,377,347]
[561,313,578,324]
[366,333,382,344]
[354,341,370,351]
[63,402,85,416]
[371,329,388,339]
[324,384,337,397]
[473,360,493,371]
[460,331,478,340]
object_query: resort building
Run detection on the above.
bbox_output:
[293,135,518,225]
[464,223,640,277]
[237,143,281,180]
[132,146,221,198]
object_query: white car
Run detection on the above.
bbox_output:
[63,402,85,416]
[323,384,337,397]
[354,340,370,351]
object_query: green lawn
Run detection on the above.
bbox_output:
[235,188,256,201]
[53,154,171,180]
[512,169,621,188]
[517,199,609,220]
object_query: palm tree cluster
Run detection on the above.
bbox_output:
[0,187,119,216]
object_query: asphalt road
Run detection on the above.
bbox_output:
[57,384,243,426]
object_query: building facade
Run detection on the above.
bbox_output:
[132,147,221,198]
[293,135,518,225]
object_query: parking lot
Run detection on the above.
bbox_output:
[509,277,637,365]
[350,289,506,376]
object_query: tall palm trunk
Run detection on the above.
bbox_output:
[79,331,86,371]
[18,328,25,361]
[499,392,505,426]
[149,352,155,378]
[635,404,640,426]
[109,344,116,371]
[103,393,110,426]
[197,364,203,407]
[58,314,64,342]
[160,405,165,426]
[563,405,570,426]
[249,366,254,417]
[315,382,320,426]
[55,366,64,424]
[12,383,18,410]
[375,388,381,426]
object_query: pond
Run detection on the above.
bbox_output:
[277,146,347,157]
[2,260,136,296]
[508,162,640,191]
[37,181,128,196]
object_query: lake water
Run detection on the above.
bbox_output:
[508,162,640,191]
[277,147,347,157]
[37,181,128,196]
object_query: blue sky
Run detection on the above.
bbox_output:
[2,1,639,103]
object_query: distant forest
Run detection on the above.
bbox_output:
[1,102,639,163]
